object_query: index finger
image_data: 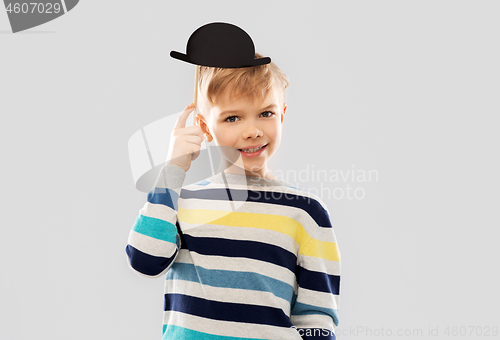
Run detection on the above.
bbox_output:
[174,104,195,130]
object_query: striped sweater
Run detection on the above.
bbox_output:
[126,165,341,340]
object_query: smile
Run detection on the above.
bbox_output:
[238,144,268,157]
[239,145,266,152]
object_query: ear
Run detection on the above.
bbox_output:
[281,104,287,124]
[196,113,213,142]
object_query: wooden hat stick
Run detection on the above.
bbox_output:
[193,65,200,126]
[192,64,215,175]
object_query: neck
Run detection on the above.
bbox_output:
[218,161,277,180]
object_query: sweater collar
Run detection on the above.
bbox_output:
[206,171,292,187]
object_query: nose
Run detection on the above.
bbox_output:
[242,120,263,139]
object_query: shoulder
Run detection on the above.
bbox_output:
[291,189,340,259]
[268,184,333,232]
[290,185,331,219]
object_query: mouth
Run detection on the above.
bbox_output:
[238,144,268,153]
[238,144,268,157]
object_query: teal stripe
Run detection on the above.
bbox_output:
[291,301,339,326]
[132,214,177,244]
[162,324,267,340]
[166,262,294,303]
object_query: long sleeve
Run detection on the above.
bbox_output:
[125,164,186,277]
[291,201,341,340]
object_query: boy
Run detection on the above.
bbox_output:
[126,53,341,339]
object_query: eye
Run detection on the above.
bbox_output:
[225,116,239,123]
[224,111,275,123]
[261,111,275,118]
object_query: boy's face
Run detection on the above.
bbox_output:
[196,86,287,179]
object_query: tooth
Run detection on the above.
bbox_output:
[242,146,263,152]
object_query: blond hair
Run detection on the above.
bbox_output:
[198,52,289,115]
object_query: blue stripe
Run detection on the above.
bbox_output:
[147,187,179,210]
[291,301,339,327]
[296,266,340,295]
[132,214,177,244]
[181,234,297,273]
[125,244,177,276]
[162,324,267,340]
[164,293,293,327]
[180,187,331,228]
[294,328,337,340]
[166,262,295,302]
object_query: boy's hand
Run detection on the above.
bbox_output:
[166,103,205,172]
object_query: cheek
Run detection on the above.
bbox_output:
[212,126,235,144]
[269,123,282,141]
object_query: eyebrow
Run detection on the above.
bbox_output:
[219,104,277,116]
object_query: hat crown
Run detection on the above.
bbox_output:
[170,22,271,68]
[187,22,255,68]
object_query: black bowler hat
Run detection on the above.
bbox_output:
[170,22,271,68]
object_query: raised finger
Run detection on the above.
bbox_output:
[174,103,195,130]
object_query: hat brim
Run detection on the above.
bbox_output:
[170,50,271,68]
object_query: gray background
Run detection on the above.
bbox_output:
[1,1,498,339]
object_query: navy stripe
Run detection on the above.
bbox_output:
[125,245,177,276]
[177,222,187,248]
[182,234,297,273]
[164,293,293,327]
[295,328,336,340]
[180,188,331,228]
[147,187,178,210]
[296,266,340,295]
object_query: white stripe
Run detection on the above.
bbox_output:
[60,0,68,13]
[179,198,239,220]
[173,248,193,263]
[300,253,341,276]
[163,310,303,339]
[174,249,297,289]
[314,227,340,244]
[290,313,336,330]
[295,286,340,311]
[165,279,292,314]
[139,201,177,224]
[128,230,178,258]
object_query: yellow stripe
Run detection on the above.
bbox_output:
[303,238,341,262]
[178,207,309,245]
[178,207,339,261]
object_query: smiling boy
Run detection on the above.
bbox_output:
[126,53,341,340]
[194,64,287,180]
